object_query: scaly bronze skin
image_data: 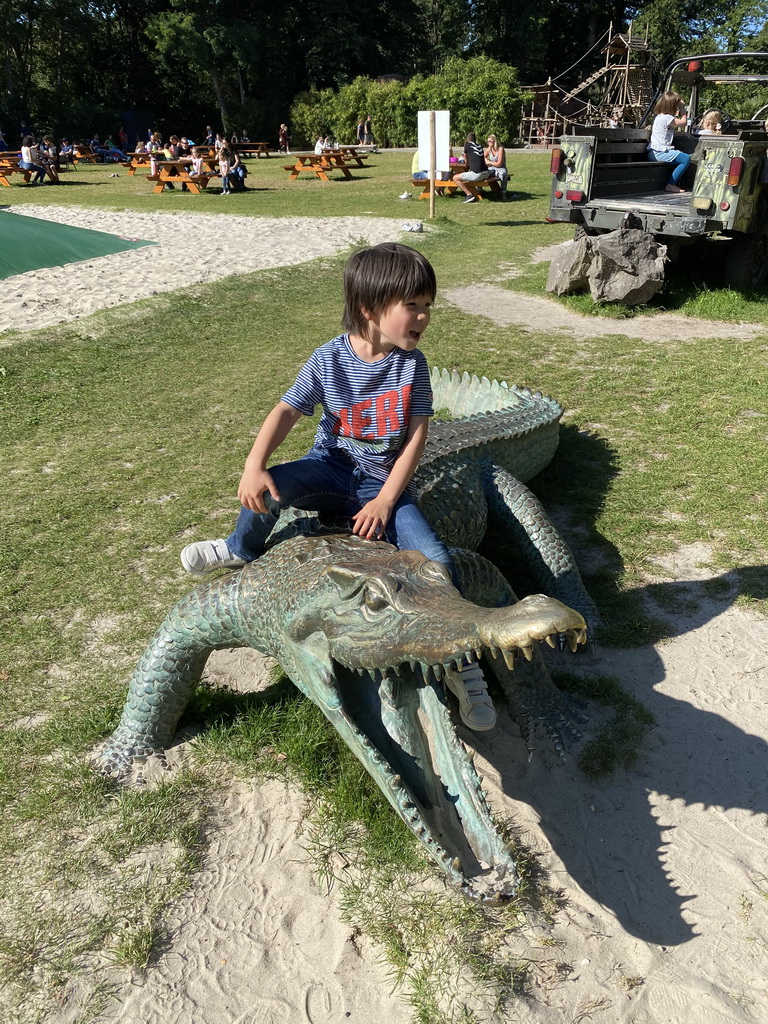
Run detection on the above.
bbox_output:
[97,529,586,900]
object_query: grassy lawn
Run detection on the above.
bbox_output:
[2,150,768,1023]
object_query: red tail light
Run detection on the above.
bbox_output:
[728,157,744,186]
[566,190,584,202]
[550,148,562,174]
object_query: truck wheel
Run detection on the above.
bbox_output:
[725,227,768,288]
[573,225,598,241]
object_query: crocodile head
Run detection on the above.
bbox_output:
[237,533,587,901]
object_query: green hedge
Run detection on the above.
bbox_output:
[290,56,528,149]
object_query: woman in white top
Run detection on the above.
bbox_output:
[19,136,47,184]
[647,90,691,193]
[484,134,509,198]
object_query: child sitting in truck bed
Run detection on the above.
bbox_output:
[647,90,691,194]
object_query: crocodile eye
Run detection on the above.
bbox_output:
[421,561,452,584]
[363,588,388,611]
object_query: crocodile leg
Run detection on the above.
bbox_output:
[96,572,253,779]
[484,464,601,632]
[451,547,588,760]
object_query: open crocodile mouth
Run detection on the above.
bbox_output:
[329,630,582,901]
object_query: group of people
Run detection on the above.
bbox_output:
[356,116,375,147]
[18,135,62,184]
[411,132,513,202]
[134,131,249,193]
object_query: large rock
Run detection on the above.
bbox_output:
[546,228,668,305]
[546,236,592,295]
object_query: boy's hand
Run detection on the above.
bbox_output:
[238,466,280,514]
[352,497,394,540]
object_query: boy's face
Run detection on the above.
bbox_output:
[368,294,432,351]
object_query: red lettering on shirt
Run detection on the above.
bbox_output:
[351,399,374,437]
[375,390,401,434]
[332,385,412,439]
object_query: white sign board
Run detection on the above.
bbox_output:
[417,110,450,173]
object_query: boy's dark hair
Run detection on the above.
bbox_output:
[342,243,436,337]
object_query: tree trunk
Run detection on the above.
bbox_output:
[210,64,228,126]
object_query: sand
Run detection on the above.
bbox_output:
[0,206,408,335]
[6,207,768,1022]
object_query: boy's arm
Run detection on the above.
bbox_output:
[352,415,429,540]
[238,400,303,513]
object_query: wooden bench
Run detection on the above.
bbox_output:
[0,155,32,186]
[592,139,690,196]
[410,176,501,200]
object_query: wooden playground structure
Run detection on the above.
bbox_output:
[519,22,656,146]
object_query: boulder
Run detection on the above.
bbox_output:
[546,228,668,305]
[545,236,592,295]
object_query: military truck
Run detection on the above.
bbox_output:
[548,52,768,287]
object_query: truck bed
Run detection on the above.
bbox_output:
[589,191,693,215]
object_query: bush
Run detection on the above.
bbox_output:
[289,56,526,150]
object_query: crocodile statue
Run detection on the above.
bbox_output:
[416,368,600,631]
[96,519,586,900]
[96,370,597,898]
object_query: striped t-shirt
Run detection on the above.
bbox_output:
[281,333,434,481]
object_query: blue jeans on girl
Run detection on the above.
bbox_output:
[648,148,691,185]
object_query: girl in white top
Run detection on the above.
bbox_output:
[19,135,47,184]
[697,110,722,135]
[647,90,691,193]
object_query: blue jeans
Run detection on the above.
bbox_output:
[226,448,457,582]
[648,148,691,185]
[20,160,46,183]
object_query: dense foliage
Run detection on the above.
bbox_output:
[291,56,525,147]
[1,0,767,146]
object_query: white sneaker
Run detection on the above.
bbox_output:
[445,660,496,731]
[398,191,412,199]
[180,538,247,575]
[463,195,478,203]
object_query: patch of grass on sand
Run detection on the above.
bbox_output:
[3,160,768,1021]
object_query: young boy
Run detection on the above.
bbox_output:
[181,243,496,731]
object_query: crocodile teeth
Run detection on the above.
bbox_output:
[567,631,579,653]
[489,645,498,659]
[502,649,516,670]
[390,774,402,790]
[452,857,463,872]
[474,647,483,661]
[431,664,444,682]
[520,645,534,662]
[545,634,557,649]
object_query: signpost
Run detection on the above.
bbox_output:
[417,110,450,219]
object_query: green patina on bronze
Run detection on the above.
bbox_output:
[95,371,596,899]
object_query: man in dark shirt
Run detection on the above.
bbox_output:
[453,132,490,203]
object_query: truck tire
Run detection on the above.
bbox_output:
[573,225,598,241]
[725,226,768,288]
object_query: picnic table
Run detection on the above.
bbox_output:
[409,162,501,201]
[336,146,371,167]
[73,144,99,164]
[283,151,354,180]
[233,141,270,158]
[146,160,213,194]
[0,153,31,186]
[129,152,218,176]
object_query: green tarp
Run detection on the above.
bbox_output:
[0,210,156,280]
